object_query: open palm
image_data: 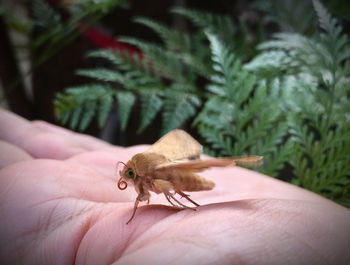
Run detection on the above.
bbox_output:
[0,109,349,265]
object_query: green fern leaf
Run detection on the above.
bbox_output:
[79,100,96,131]
[86,49,121,65]
[313,0,338,37]
[118,37,185,81]
[197,125,232,156]
[60,111,71,125]
[55,84,115,130]
[32,0,62,30]
[171,7,235,37]
[98,95,113,128]
[69,106,82,130]
[77,68,125,83]
[138,92,163,133]
[116,92,135,131]
[162,94,201,134]
[134,17,190,52]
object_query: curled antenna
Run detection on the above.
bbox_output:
[116,161,128,190]
[118,177,128,190]
[116,161,127,173]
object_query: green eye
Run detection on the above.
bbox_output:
[125,168,135,179]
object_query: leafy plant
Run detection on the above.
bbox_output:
[253,0,315,33]
[55,47,202,133]
[31,0,120,65]
[54,7,260,134]
[194,32,291,177]
[0,0,120,105]
[246,0,350,205]
[54,0,350,207]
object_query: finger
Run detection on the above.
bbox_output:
[0,140,32,168]
[0,108,33,146]
[0,159,126,207]
[0,108,112,159]
[32,120,111,150]
[66,145,150,180]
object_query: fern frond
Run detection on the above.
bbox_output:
[162,93,201,134]
[197,124,232,156]
[231,87,281,155]
[55,84,115,130]
[244,50,291,78]
[32,0,65,48]
[98,94,113,128]
[181,52,213,78]
[76,68,125,83]
[260,137,294,177]
[172,7,235,38]
[116,92,135,131]
[134,17,190,52]
[118,37,185,80]
[138,92,163,133]
[133,16,214,78]
[196,33,287,169]
[313,0,341,40]
[254,0,314,33]
[86,49,156,79]
[208,32,257,104]
[207,32,238,81]
[32,0,62,30]
[172,6,257,60]
[313,0,350,71]
[289,116,350,202]
[79,100,96,131]
[86,49,121,65]
[256,0,350,89]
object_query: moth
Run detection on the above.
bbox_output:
[117,129,262,224]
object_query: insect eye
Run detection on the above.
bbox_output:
[125,168,135,179]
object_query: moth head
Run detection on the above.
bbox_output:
[117,161,136,190]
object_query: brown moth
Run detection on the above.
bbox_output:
[117,129,262,224]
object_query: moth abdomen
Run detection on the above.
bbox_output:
[173,172,215,192]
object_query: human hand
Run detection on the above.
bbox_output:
[0,108,349,265]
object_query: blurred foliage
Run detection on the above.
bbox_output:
[1,0,120,66]
[55,0,350,207]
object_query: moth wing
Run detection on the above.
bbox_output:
[230,156,263,166]
[155,158,236,172]
[146,129,202,161]
[155,156,263,172]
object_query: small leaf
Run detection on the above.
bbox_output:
[70,107,82,130]
[117,93,135,131]
[162,94,200,134]
[98,95,113,128]
[76,68,125,83]
[79,101,96,131]
[138,92,163,133]
[86,49,121,65]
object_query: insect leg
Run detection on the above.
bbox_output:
[126,192,150,224]
[126,198,139,224]
[176,190,200,207]
[151,179,194,209]
[164,193,182,208]
[168,193,196,210]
